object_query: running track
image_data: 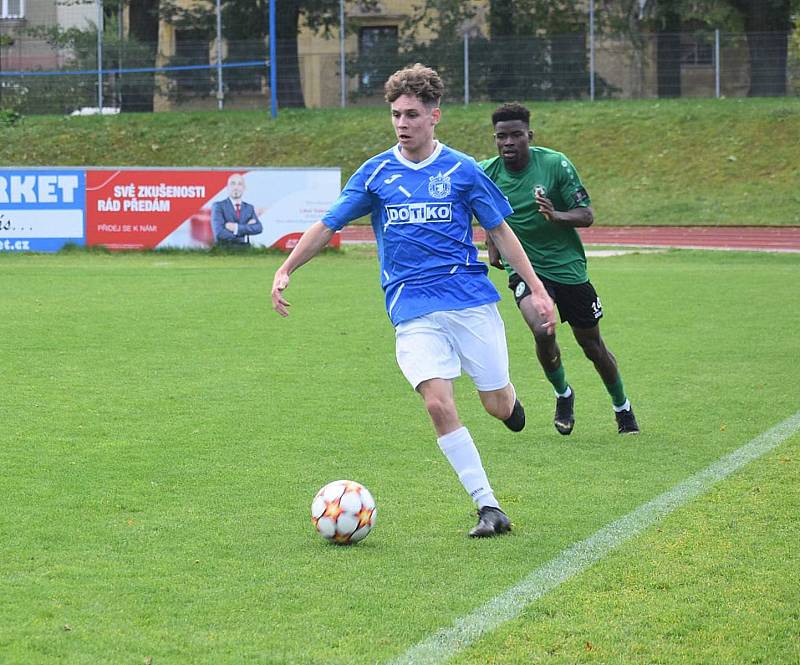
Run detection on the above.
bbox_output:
[339,225,800,253]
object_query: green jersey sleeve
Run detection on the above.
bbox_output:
[554,153,591,210]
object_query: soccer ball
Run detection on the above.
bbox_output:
[311,480,376,545]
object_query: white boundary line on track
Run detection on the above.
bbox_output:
[340,239,800,253]
[387,410,800,665]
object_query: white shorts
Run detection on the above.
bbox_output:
[394,303,510,392]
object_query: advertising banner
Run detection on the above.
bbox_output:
[0,169,86,252]
[85,168,342,250]
[0,167,341,252]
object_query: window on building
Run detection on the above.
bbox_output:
[681,35,713,66]
[1,0,25,19]
[357,25,398,92]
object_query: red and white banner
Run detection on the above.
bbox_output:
[85,167,341,250]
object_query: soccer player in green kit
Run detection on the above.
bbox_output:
[481,102,639,435]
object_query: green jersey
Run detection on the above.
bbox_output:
[480,147,591,284]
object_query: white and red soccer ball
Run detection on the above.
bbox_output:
[311,480,376,544]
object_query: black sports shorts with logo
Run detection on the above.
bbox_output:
[508,273,603,329]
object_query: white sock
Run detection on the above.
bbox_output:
[437,426,500,509]
[555,385,572,399]
[613,399,631,412]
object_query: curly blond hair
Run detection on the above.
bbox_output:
[384,63,444,106]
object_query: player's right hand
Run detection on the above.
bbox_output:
[535,193,556,222]
[272,271,291,317]
[485,237,504,270]
[532,290,556,336]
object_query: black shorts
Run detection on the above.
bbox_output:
[508,274,603,329]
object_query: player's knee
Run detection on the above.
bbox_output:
[423,393,455,423]
[578,337,604,362]
[534,331,557,351]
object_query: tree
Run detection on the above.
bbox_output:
[129,0,160,44]
[271,0,305,107]
[600,0,798,98]
[374,0,484,102]
[488,0,591,100]
[396,0,591,102]
[272,0,379,107]
[124,0,160,111]
[14,2,157,113]
[655,0,682,97]
[595,0,654,98]
[728,0,796,96]
[157,1,377,108]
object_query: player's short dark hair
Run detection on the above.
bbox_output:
[491,102,531,127]
[384,63,444,107]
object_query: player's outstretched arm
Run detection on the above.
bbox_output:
[271,221,335,317]
[487,222,555,335]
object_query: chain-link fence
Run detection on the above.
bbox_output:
[1,27,798,115]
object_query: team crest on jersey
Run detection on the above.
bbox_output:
[533,185,547,198]
[428,172,451,199]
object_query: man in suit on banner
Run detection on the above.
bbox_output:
[211,173,263,246]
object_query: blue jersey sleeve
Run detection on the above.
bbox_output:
[322,168,374,231]
[467,162,514,229]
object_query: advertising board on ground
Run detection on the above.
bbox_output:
[0,169,86,252]
[0,167,341,252]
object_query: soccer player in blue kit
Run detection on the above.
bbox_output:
[271,64,555,538]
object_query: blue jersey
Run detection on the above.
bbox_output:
[322,142,513,325]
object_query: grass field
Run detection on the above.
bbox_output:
[1,247,798,664]
[2,97,800,225]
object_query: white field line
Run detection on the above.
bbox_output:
[387,410,800,665]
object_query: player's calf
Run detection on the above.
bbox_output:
[503,398,526,432]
